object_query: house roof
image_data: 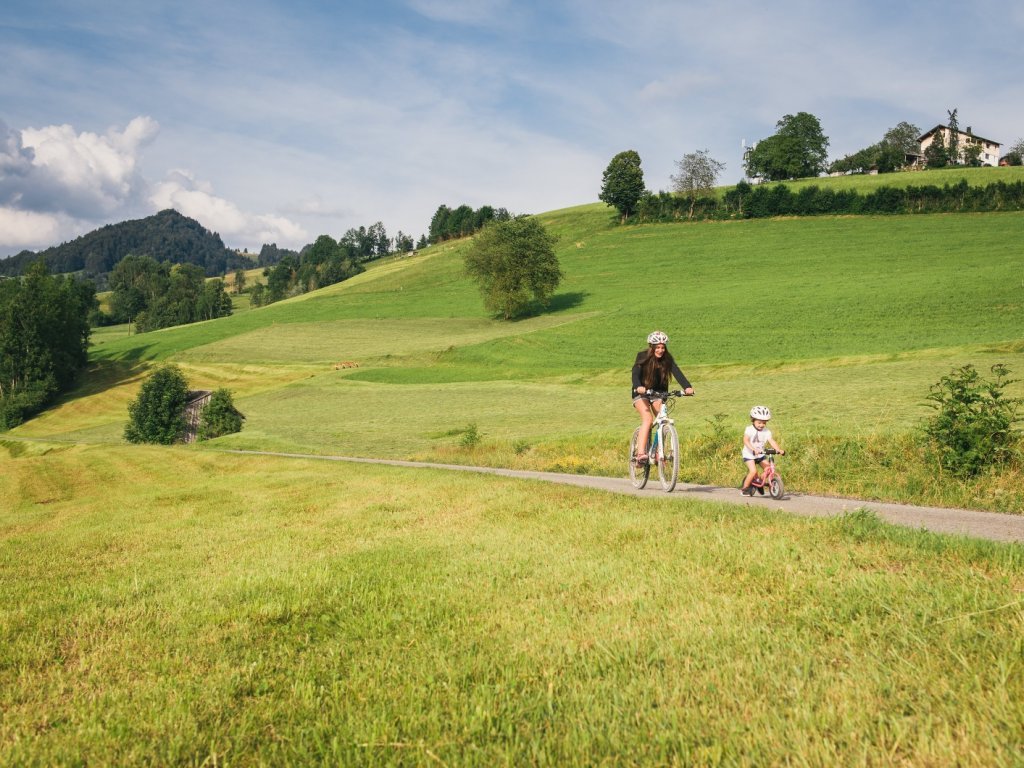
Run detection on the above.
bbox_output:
[917,124,1000,146]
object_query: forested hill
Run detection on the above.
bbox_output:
[0,209,246,280]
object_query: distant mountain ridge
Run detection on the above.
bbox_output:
[0,209,247,281]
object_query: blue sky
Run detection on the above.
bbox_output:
[2,0,1022,257]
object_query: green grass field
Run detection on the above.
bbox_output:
[2,445,1022,765]
[17,203,1024,510]
[4,172,1024,762]
[780,164,1024,194]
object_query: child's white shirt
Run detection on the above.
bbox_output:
[743,425,772,459]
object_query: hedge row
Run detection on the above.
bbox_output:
[632,179,1024,223]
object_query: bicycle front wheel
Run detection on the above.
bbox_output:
[656,424,680,492]
[629,427,650,489]
[769,475,785,499]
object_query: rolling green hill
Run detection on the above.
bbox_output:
[4,173,1024,765]
[10,186,1024,510]
[0,208,247,281]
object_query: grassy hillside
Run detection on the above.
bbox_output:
[14,202,1023,509]
[781,164,1024,194]
[4,181,1024,763]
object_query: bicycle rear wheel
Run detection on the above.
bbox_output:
[656,424,679,492]
[769,475,785,499]
[629,427,650,489]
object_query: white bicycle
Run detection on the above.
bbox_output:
[629,390,690,492]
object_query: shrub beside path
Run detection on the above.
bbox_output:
[225,451,1024,544]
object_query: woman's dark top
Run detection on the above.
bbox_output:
[631,350,691,398]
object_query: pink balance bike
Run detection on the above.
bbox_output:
[750,448,786,499]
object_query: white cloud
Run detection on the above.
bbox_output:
[0,115,307,257]
[0,207,63,250]
[18,116,157,216]
[0,117,160,253]
[4,1,1023,260]
[150,169,307,245]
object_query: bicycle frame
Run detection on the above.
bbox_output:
[629,390,686,492]
[649,400,673,459]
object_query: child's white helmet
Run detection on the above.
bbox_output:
[647,330,669,345]
[750,405,772,420]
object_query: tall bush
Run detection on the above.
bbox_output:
[924,364,1022,478]
[197,389,245,440]
[124,365,190,444]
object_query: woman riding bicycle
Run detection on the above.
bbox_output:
[632,330,694,461]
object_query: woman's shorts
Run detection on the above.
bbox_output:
[632,393,660,404]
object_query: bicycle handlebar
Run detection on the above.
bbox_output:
[763,448,787,455]
[639,389,694,399]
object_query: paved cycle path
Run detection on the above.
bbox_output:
[224,451,1024,544]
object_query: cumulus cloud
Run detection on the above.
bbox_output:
[16,116,158,217]
[0,120,36,183]
[0,117,159,255]
[151,169,306,245]
[0,115,306,257]
[0,207,65,251]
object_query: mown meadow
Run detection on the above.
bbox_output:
[16,197,1024,511]
[3,170,1024,763]
[2,444,1023,765]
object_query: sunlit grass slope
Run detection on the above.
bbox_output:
[779,164,1024,194]
[2,444,1022,765]
[12,202,1024,509]
[87,210,1024,371]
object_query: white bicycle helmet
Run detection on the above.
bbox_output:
[647,330,669,345]
[750,405,772,421]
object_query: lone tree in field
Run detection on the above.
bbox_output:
[670,149,726,219]
[600,150,646,222]
[124,364,190,444]
[744,112,829,181]
[464,216,562,320]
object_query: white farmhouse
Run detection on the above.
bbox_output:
[918,125,1001,167]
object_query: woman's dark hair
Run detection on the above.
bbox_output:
[637,344,676,390]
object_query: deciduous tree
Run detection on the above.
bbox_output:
[1002,138,1023,165]
[464,216,562,320]
[0,261,94,428]
[670,150,725,219]
[124,364,190,444]
[600,150,646,222]
[829,122,922,175]
[744,112,829,181]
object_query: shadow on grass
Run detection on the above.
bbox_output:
[547,291,588,313]
[47,343,158,409]
[507,291,588,320]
